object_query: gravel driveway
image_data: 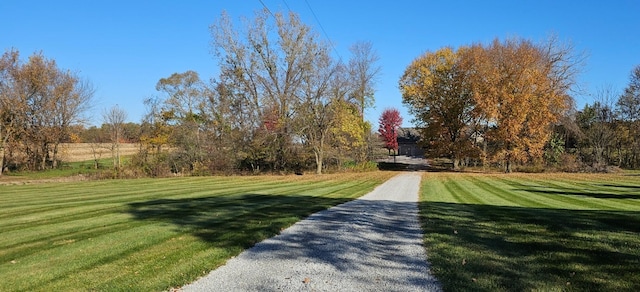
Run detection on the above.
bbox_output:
[181,172,441,291]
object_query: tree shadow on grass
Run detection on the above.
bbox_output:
[419,201,640,292]
[128,194,441,290]
[128,194,354,250]
[505,181,640,200]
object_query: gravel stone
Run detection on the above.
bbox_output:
[180,172,441,291]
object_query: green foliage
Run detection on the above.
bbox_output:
[420,173,640,291]
[544,133,565,166]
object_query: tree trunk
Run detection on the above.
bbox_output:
[116,140,121,170]
[40,143,48,170]
[505,158,512,173]
[0,146,4,176]
[52,143,59,169]
[453,158,460,170]
[314,135,325,175]
[314,150,323,175]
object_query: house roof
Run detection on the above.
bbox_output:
[397,128,421,143]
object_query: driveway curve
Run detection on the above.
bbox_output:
[181,172,441,291]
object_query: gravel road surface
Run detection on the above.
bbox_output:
[181,172,441,291]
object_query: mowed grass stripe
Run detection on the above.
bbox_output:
[453,175,523,206]
[0,172,395,291]
[0,177,303,225]
[499,174,640,210]
[470,175,593,209]
[4,223,177,291]
[529,176,640,209]
[419,172,640,292]
[0,178,365,241]
[497,176,622,210]
[1,178,363,250]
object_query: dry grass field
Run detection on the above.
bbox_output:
[57,143,139,162]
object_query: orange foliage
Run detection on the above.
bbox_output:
[461,38,573,172]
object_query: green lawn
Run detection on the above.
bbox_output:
[0,172,394,291]
[419,172,640,291]
[2,158,115,181]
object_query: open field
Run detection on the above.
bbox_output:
[58,143,139,162]
[0,172,395,291]
[419,172,640,291]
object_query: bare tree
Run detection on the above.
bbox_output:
[0,50,20,175]
[50,74,95,168]
[211,9,333,172]
[348,41,381,119]
[103,105,128,171]
[348,41,381,162]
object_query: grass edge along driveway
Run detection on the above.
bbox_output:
[0,172,395,291]
[419,172,640,292]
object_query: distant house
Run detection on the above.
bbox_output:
[397,128,424,157]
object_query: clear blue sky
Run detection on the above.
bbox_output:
[2,0,639,127]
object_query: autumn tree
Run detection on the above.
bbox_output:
[210,9,375,173]
[462,37,580,172]
[0,50,19,175]
[400,47,479,169]
[0,49,93,172]
[348,41,381,161]
[155,71,207,172]
[378,108,403,161]
[293,47,339,174]
[330,99,372,166]
[211,10,312,171]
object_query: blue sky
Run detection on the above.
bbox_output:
[2,1,639,127]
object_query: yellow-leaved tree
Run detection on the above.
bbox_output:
[461,37,579,172]
[400,47,479,169]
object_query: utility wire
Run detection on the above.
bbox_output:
[260,0,343,62]
[281,0,292,12]
[257,0,276,18]
[303,0,343,62]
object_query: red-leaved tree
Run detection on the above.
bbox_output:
[378,108,403,158]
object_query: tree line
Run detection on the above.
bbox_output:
[400,37,640,172]
[570,69,640,170]
[0,9,383,176]
[4,10,638,176]
[0,50,93,175]
[131,10,382,175]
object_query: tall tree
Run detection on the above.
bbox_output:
[211,9,337,172]
[348,41,381,119]
[0,50,19,175]
[156,71,206,170]
[294,48,338,174]
[348,41,381,162]
[378,108,403,160]
[462,37,579,172]
[616,65,640,122]
[0,49,93,172]
[400,47,479,169]
[615,65,640,168]
[103,105,127,171]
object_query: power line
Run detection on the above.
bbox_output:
[303,0,343,62]
[281,0,292,12]
[257,0,276,18]
[259,0,343,62]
